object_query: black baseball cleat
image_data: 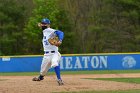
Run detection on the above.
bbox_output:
[32,75,44,81]
[57,79,64,86]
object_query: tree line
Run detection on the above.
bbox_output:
[0,0,140,56]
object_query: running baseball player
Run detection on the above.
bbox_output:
[32,18,64,86]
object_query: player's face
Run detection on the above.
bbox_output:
[41,23,48,30]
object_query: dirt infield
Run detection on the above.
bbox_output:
[0,73,140,93]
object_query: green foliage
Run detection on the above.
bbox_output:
[87,0,140,53]
[0,0,27,55]
[0,0,140,55]
[24,0,72,54]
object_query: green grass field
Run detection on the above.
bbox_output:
[94,78,140,84]
[54,90,140,93]
[1,70,140,93]
[55,77,140,93]
[0,70,140,76]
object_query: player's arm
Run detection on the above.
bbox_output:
[54,30,64,45]
[48,30,64,46]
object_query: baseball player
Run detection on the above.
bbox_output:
[32,18,64,86]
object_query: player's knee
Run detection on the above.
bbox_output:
[51,63,59,68]
[51,61,59,68]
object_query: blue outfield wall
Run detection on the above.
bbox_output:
[0,53,140,72]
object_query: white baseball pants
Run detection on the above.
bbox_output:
[40,52,61,76]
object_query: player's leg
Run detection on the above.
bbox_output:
[54,64,64,86]
[32,55,51,81]
[51,52,61,80]
[51,52,64,85]
[40,55,51,76]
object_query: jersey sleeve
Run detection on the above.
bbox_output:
[54,30,64,42]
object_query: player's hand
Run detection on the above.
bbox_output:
[56,41,62,46]
[48,37,62,47]
[38,23,42,27]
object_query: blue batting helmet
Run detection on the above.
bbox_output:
[41,18,51,24]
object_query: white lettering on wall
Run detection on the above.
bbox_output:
[91,56,99,68]
[82,56,90,68]
[60,57,64,69]
[65,57,73,69]
[60,56,108,70]
[99,56,108,68]
[74,57,82,69]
